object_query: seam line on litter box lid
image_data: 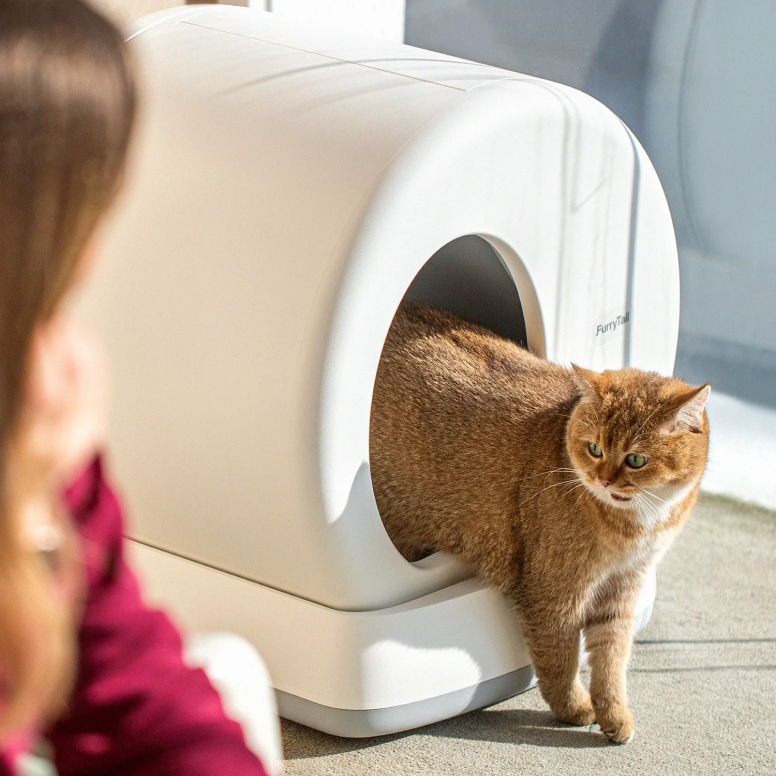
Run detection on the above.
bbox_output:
[180,20,471,93]
[128,536,339,607]
[127,537,478,614]
[126,7,210,42]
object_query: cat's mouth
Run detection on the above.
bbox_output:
[584,479,636,509]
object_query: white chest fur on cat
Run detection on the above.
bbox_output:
[77,6,678,736]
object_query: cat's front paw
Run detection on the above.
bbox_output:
[595,705,635,744]
[551,686,596,726]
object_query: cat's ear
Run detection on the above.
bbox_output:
[571,364,602,406]
[660,384,711,434]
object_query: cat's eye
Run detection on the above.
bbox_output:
[626,453,648,469]
[588,442,603,458]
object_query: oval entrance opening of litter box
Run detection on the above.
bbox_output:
[402,235,527,347]
[372,234,527,562]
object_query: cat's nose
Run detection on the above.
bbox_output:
[598,476,612,488]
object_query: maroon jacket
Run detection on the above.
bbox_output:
[1,457,269,776]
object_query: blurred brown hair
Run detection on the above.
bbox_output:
[0,0,135,736]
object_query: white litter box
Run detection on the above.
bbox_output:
[77,6,678,737]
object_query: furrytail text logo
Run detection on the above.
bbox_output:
[594,311,630,345]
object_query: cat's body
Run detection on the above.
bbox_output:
[370,302,710,743]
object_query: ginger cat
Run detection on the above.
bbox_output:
[369,302,710,743]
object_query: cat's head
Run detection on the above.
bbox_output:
[565,366,710,529]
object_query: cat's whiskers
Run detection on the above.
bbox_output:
[633,490,657,518]
[548,478,591,504]
[632,491,652,514]
[532,479,589,509]
[532,478,580,496]
[642,482,696,522]
[644,495,668,524]
[632,492,667,530]
[642,488,670,506]
[572,485,588,512]
[519,476,583,508]
[675,516,703,533]
[522,467,578,481]
[558,481,588,504]
[521,467,579,488]
[631,493,650,523]
[633,493,655,518]
[545,412,597,433]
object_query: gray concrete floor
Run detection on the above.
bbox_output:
[282,495,776,775]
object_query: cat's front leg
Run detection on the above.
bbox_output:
[583,576,641,744]
[519,612,595,727]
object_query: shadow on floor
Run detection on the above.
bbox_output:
[281,720,410,760]
[421,707,611,749]
[282,706,611,760]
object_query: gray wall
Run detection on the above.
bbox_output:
[407,0,776,406]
